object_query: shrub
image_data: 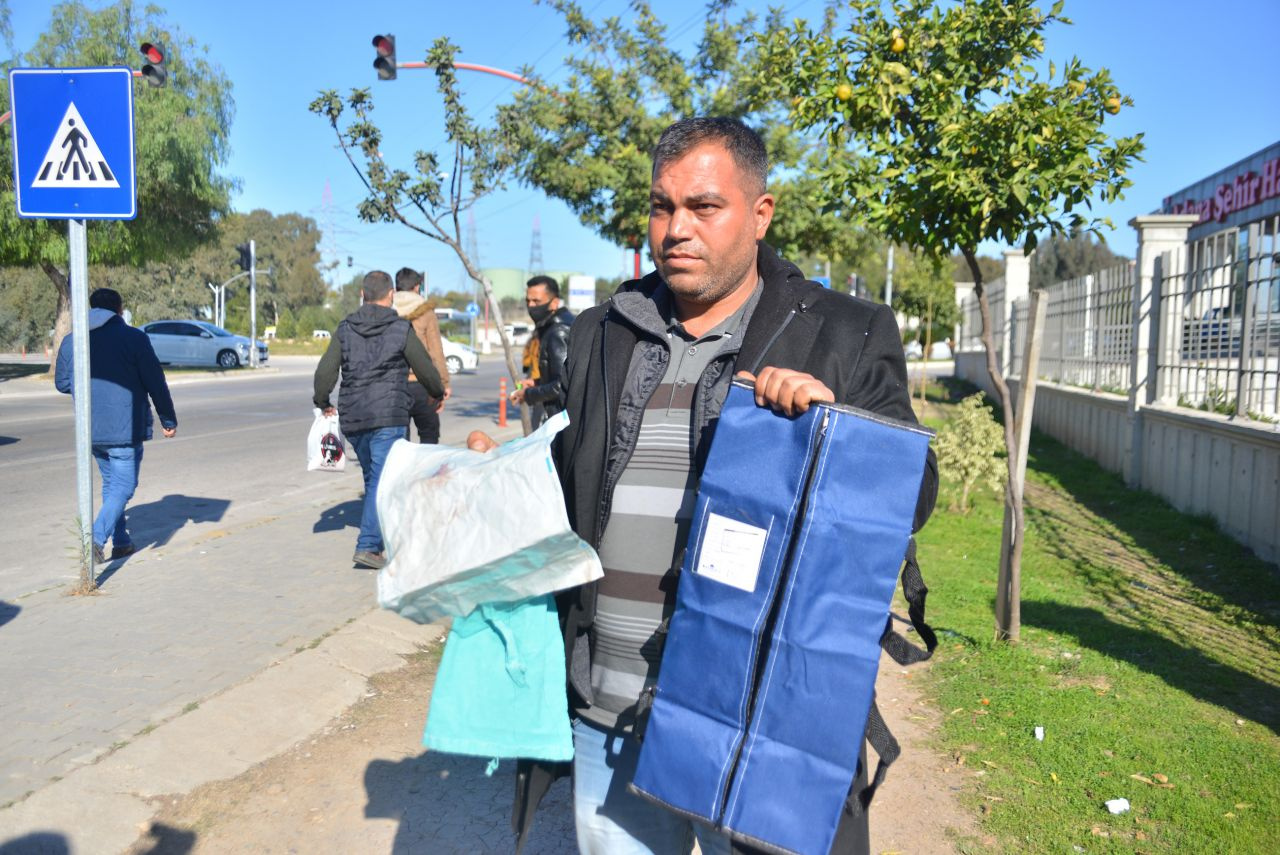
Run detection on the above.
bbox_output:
[935,392,1006,512]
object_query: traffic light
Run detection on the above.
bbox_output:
[372,34,397,81]
[236,243,252,272]
[139,42,167,88]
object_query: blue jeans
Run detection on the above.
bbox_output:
[92,443,143,549]
[347,426,402,553]
[573,717,733,855]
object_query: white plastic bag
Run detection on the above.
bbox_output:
[307,408,347,472]
[376,411,603,623]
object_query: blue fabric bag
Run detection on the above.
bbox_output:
[630,382,932,855]
[422,593,573,763]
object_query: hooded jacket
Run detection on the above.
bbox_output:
[392,290,450,394]
[521,304,574,415]
[55,310,177,446]
[512,242,938,853]
[312,303,444,435]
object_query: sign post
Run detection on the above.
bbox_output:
[9,66,137,589]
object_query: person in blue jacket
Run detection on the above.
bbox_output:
[55,288,177,563]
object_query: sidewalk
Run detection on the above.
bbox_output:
[0,383,525,851]
[0,362,976,853]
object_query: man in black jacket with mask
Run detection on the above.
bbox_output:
[471,118,937,855]
[510,275,574,423]
[314,270,445,570]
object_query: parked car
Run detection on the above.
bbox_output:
[141,320,269,368]
[441,339,478,375]
[312,329,331,339]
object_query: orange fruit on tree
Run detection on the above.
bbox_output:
[1104,96,1121,114]
[835,83,853,101]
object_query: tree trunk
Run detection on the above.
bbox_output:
[43,262,72,373]
[962,249,1023,642]
[455,256,533,436]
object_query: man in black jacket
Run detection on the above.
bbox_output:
[472,118,937,855]
[510,274,574,424]
[314,271,445,570]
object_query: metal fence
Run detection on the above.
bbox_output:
[957,279,1005,365]
[1155,214,1280,419]
[1035,264,1135,394]
[955,220,1279,421]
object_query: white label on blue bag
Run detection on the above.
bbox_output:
[695,513,767,592]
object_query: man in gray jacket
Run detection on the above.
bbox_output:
[313,271,445,569]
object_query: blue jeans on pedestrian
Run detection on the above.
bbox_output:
[347,426,403,553]
[92,443,143,550]
[573,717,733,855]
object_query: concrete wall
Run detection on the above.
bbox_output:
[1140,407,1280,563]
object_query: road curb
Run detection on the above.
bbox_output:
[0,366,285,401]
[0,608,443,854]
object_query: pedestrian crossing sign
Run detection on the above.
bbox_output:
[8,66,136,219]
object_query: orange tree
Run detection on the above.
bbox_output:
[757,0,1144,639]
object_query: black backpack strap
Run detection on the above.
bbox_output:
[845,697,899,817]
[879,537,938,665]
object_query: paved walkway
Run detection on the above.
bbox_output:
[0,364,525,850]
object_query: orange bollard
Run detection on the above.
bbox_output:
[498,377,508,427]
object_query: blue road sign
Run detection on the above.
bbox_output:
[8,67,136,219]
[465,301,480,317]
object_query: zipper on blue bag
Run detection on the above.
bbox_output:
[714,407,831,826]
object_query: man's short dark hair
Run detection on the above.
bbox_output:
[362,271,394,302]
[394,267,424,292]
[526,275,560,299]
[652,117,769,197]
[88,288,123,314]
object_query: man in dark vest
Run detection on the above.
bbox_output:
[313,270,445,569]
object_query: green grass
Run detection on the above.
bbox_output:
[913,381,1280,854]
[264,337,331,356]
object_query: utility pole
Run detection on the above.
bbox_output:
[249,240,259,367]
[885,244,895,308]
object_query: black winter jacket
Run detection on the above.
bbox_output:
[522,304,575,415]
[513,243,938,854]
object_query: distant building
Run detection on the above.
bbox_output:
[1160,141,1280,242]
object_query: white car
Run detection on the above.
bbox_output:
[142,320,268,368]
[441,339,478,375]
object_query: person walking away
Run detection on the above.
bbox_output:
[392,267,451,443]
[472,118,937,854]
[509,275,574,423]
[313,271,445,569]
[55,288,177,564]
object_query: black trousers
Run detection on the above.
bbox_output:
[407,383,441,444]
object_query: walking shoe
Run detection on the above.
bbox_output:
[111,543,137,560]
[92,543,106,564]
[353,550,386,570]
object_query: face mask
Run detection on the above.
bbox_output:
[528,302,553,324]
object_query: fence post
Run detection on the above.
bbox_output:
[1002,250,1030,378]
[1125,215,1200,488]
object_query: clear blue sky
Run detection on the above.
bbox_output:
[10,1,1280,292]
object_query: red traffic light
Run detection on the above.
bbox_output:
[139,41,167,88]
[372,33,397,81]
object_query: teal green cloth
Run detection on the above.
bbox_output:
[422,593,573,762]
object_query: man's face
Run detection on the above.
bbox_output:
[648,142,774,306]
[526,285,558,311]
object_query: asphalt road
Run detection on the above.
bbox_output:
[0,354,513,602]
